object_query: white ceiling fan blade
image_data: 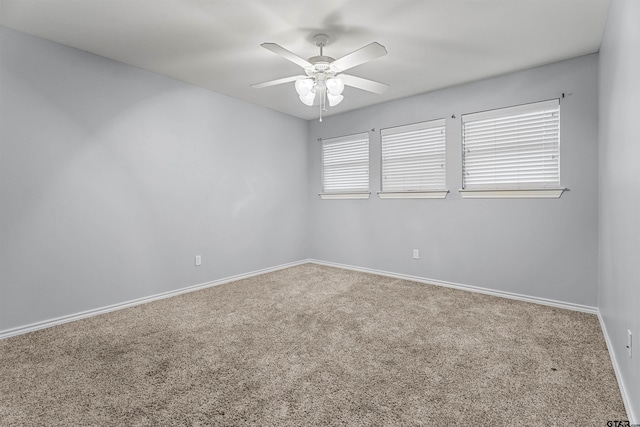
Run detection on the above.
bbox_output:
[340,74,389,94]
[330,42,387,72]
[261,43,312,69]
[250,75,306,89]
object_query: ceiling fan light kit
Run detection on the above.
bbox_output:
[251,34,389,122]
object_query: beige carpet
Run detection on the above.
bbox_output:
[0,263,627,425]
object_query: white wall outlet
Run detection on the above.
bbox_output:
[195,255,201,266]
[413,249,419,259]
[627,330,633,358]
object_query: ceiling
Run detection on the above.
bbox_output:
[0,0,611,121]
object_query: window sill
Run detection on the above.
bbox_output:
[378,190,449,199]
[458,188,566,199]
[319,192,371,200]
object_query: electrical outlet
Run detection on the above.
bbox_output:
[195,255,201,266]
[413,249,419,259]
[627,330,633,358]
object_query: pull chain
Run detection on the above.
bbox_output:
[319,89,325,122]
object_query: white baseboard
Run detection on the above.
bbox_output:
[308,259,597,314]
[0,259,308,340]
[3,258,598,341]
[597,311,636,423]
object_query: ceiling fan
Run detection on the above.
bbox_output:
[251,34,389,121]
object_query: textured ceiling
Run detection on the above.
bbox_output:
[0,0,611,120]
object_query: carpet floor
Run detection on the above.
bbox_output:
[0,263,627,425]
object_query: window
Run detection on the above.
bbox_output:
[320,132,370,199]
[379,119,447,199]
[461,99,565,198]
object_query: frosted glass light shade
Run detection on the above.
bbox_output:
[326,78,345,96]
[327,93,344,107]
[295,78,314,96]
[299,91,316,106]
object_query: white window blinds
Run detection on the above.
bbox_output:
[322,132,369,193]
[381,119,446,192]
[462,99,560,190]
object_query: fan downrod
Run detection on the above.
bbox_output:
[309,34,334,67]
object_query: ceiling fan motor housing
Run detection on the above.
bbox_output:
[308,56,334,68]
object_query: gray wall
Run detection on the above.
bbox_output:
[0,27,309,332]
[598,0,640,420]
[308,54,599,307]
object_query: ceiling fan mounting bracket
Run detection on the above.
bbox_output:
[313,34,331,58]
[313,34,330,48]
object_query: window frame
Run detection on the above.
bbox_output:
[319,132,371,200]
[378,118,448,199]
[460,99,566,199]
